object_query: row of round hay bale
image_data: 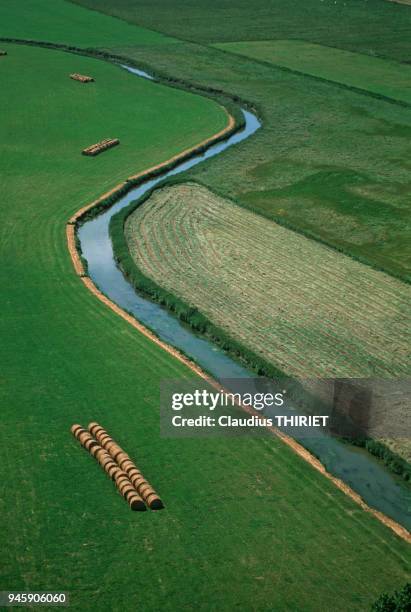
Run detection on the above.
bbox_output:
[88,422,164,510]
[70,73,94,83]
[70,424,146,511]
[82,138,120,156]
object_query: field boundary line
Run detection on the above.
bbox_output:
[67,115,410,545]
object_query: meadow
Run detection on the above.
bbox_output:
[214,40,411,105]
[72,0,411,61]
[0,0,176,47]
[1,1,411,608]
[124,182,411,380]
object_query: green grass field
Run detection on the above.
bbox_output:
[0,0,176,47]
[71,0,411,61]
[125,182,411,379]
[1,1,411,608]
[214,40,411,105]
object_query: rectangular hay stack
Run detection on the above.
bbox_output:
[82,138,120,156]
[70,73,94,83]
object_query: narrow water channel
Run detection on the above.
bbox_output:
[78,64,411,530]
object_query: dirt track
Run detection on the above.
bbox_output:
[66,113,411,545]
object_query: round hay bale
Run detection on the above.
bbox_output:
[116,452,130,465]
[104,440,117,451]
[95,447,109,461]
[107,464,121,479]
[96,451,112,467]
[105,442,122,457]
[111,447,126,461]
[119,480,133,494]
[71,424,83,436]
[88,422,102,435]
[113,469,128,481]
[138,483,155,498]
[90,444,103,458]
[119,482,135,497]
[93,449,109,463]
[101,457,115,470]
[74,427,87,439]
[123,487,140,503]
[127,468,142,479]
[84,438,99,452]
[119,459,135,473]
[115,475,130,489]
[97,432,111,443]
[130,474,146,488]
[146,493,164,510]
[101,457,118,472]
[128,493,146,511]
[78,431,93,444]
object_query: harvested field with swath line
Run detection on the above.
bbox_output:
[125,182,411,379]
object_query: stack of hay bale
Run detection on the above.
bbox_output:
[71,422,163,511]
[82,138,120,156]
[70,73,94,83]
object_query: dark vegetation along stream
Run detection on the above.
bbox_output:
[78,64,411,531]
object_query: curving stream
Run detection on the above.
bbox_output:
[78,64,411,530]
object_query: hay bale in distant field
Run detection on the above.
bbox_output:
[70,73,94,83]
[82,138,119,157]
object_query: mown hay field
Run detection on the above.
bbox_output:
[214,40,411,105]
[125,182,411,379]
